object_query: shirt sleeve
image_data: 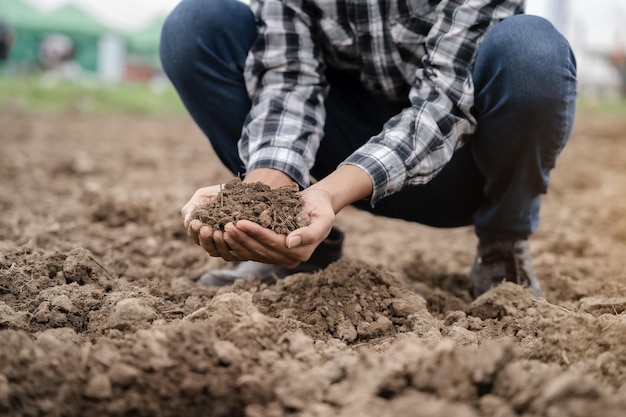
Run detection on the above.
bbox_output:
[240,0,327,188]
[341,0,523,205]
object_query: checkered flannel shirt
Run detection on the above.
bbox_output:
[241,0,525,205]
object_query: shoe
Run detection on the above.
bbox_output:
[470,239,544,298]
[198,227,344,286]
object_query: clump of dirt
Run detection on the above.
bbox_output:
[253,259,431,343]
[190,178,310,234]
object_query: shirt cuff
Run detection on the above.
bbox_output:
[245,146,311,188]
[340,143,408,206]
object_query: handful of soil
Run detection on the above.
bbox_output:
[190,178,311,234]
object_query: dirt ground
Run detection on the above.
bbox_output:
[0,109,625,417]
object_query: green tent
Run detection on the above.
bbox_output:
[125,17,165,68]
[44,4,111,37]
[0,0,45,69]
[0,0,48,31]
[0,0,115,73]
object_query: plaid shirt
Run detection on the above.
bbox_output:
[241,0,525,204]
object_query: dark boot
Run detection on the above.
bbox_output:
[470,239,543,298]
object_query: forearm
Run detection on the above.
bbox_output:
[242,0,326,190]
[308,165,373,214]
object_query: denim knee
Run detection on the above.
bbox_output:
[159,0,256,84]
[476,14,577,111]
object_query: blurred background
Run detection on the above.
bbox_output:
[0,0,624,112]
[0,0,178,83]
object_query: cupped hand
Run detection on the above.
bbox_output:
[180,184,241,261]
[218,186,336,267]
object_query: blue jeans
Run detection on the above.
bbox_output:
[160,0,577,242]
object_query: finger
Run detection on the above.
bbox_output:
[187,219,204,245]
[286,221,332,249]
[181,185,222,227]
[212,230,240,262]
[225,222,301,267]
[187,228,198,246]
[233,220,284,248]
[182,202,199,230]
[223,227,268,262]
[183,208,195,229]
[234,220,313,259]
[182,200,204,228]
[198,225,219,257]
[181,203,194,228]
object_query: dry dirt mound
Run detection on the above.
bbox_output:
[1,110,625,416]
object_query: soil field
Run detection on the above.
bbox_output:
[0,109,625,417]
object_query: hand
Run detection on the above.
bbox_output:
[220,187,336,268]
[181,165,372,266]
[181,184,242,261]
[181,168,307,265]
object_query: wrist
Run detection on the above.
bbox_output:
[310,165,373,213]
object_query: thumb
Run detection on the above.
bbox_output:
[286,234,302,249]
[181,204,197,228]
[285,218,332,249]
